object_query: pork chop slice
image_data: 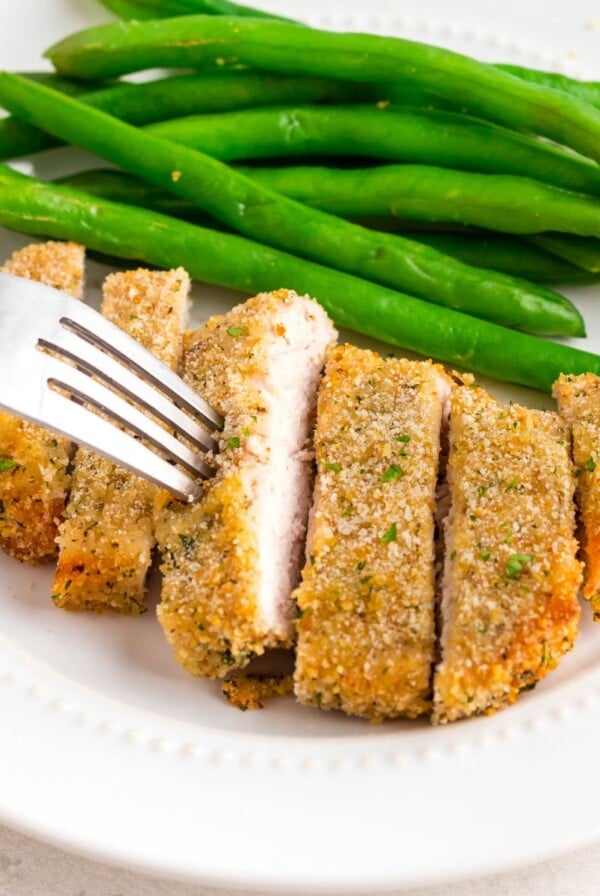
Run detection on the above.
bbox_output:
[156,288,336,678]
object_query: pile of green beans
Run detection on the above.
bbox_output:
[54,168,597,284]
[0,73,583,337]
[0,164,597,392]
[0,0,597,391]
[145,106,600,195]
[55,161,600,239]
[99,1,600,110]
[0,73,377,161]
[46,16,600,164]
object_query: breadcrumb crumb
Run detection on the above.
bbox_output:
[222,674,294,710]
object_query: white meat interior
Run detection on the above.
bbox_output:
[247,298,335,637]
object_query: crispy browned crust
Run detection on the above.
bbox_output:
[0,241,85,564]
[433,386,581,724]
[2,241,85,299]
[293,346,448,721]
[156,289,334,678]
[222,675,294,710]
[52,268,189,613]
[554,373,600,618]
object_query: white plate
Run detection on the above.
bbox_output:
[1,1,600,892]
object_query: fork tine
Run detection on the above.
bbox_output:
[63,302,223,432]
[43,354,213,480]
[39,326,219,455]
[3,376,205,503]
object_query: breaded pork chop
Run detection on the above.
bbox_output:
[52,268,189,613]
[294,347,451,721]
[554,374,600,618]
[0,241,85,564]
[433,385,581,724]
[156,289,336,678]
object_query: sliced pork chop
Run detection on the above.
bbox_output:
[156,288,336,678]
[433,385,581,724]
[294,346,450,721]
[554,373,600,619]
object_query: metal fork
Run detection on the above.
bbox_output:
[0,273,223,503]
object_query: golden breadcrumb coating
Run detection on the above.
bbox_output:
[2,241,85,300]
[52,268,189,613]
[222,674,294,710]
[294,346,449,721]
[433,385,581,724]
[156,289,335,678]
[0,241,85,564]
[554,373,600,618]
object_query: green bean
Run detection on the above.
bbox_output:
[0,73,370,161]
[228,163,600,237]
[99,0,295,21]
[0,165,596,392]
[398,232,597,285]
[145,106,600,196]
[19,72,102,95]
[56,168,204,217]
[46,17,600,164]
[532,234,600,273]
[0,71,108,159]
[497,64,600,111]
[0,73,582,337]
[52,168,598,284]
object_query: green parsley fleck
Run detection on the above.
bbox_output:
[477,486,487,498]
[296,606,306,619]
[220,649,236,666]
[178,534,197,552]
[380,464,405,482]
[505,478,519,491]
[381,522,397,543]
[242,427,250,437]
[309,553,315,565]
[505,552,534,580]
[0,457,18,473]
[226,326,247,337]
[360,575,372,585]
[324,462,342,473]
[227,436,241,449]
[585,456,597,472]
[450,550,457,561]
[356,560,366,571]
[480,549,491,561]
[396,434,411,443]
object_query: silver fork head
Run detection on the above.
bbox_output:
[0,273,223,503]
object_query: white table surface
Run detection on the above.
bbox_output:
[2,824,600,896]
